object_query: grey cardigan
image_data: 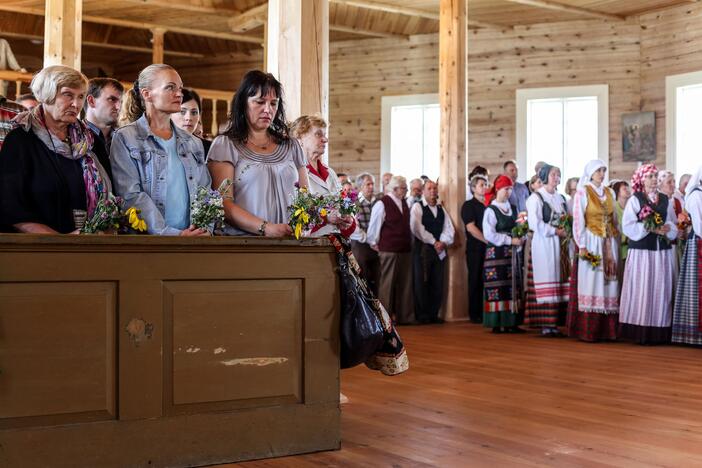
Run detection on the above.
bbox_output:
[110,115,211,235]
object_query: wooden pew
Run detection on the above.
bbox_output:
[0,234,340,467]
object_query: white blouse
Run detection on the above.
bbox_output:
[685,189,702,237]
[482,201,513,247]
[622,192,677,243]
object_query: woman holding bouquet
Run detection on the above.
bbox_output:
[0,65,113,234]
[524,164,570,336]
[618,164,677,344]
[567,160,620,342]
[672,166,702,345]
[207,70,309,236]
[482,175,526,333]
[290,115,355,237]
[111,64,210,236]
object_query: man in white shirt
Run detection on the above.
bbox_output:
[410,180,455,324]
[367,175,415,325]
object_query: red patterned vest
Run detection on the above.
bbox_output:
[378,195,411,253]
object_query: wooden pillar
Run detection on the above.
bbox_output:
[266,0,329,121]
[151,28,165,64]
[43,0,82,70]
[439,0,468,321]
[210,99,218,136]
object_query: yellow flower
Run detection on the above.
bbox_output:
[295,222,302,239]
[137,219,147,232]
[320,208,328,217]
[294,208,304,217]
[301,212,310,223]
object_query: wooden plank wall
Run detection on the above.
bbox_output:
[328,20,642,182]
[640,1,702,167]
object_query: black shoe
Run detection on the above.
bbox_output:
[492,327,503,334]
[430,317,445,324]
[508,326,527,334]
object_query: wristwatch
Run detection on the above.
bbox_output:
[258,220,268,236]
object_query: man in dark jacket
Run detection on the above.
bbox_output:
[84,78,124,181]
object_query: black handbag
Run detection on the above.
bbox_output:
[336,251,385,368]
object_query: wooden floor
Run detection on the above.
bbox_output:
[221,323,702,467]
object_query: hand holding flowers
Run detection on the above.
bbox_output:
[190,179,232,233]
[511,211,529,239]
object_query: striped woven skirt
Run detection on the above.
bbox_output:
[524,255,567,328]
[672,236,702,345]
[483,244,521,328]
[565,256,618,342]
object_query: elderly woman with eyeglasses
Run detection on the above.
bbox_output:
[0,65,113,234]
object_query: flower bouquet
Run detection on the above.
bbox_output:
[579,249,602,269]
[81,193,123,233]
[122,207,148,233]
[638,203,669,245]
[511,211,529,238]
[677,211,691,233]
[329,188,359,216]
[288,185,325,239]
[190,179,232,233]
[552,213,573,247]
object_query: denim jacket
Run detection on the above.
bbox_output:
[111,115,211,235]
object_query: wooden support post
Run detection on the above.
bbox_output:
[15,81,22,99]
[439,0,468,321]
[266,0,329,121]
[43,0,82,70]
[210,99,218,137]
[151,28,166,64]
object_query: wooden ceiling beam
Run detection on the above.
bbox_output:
[503,0,624,21]
[0,5,264,45]
[331,24,408,39]
[330,0,440,20]
[0,31,205,58]
[120,0,243,15]
[228,3,268,33]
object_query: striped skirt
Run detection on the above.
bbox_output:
[524,255,567,328]
[672,237,702,345]
[566,256,618,342]
[483,244,521,328]
[618,248,675,345]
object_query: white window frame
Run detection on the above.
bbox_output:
[665,70,702,177]
[516,85,609,179]
[380,94,439,176]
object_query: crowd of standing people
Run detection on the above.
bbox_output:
[1,63,701,349]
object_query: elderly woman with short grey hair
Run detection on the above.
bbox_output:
[0,65,113,234]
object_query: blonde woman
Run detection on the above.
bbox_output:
[111,64,210,236]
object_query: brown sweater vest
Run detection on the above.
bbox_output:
[378,195,411,253]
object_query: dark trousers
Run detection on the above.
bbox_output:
[414,243,445,323]
[378,251,414,324]
[351,240,380,297]
[466,249,485,323]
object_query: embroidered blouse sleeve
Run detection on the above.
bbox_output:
[622,196,648,241]
[526,193,556,238]
[664,198,678,241]
[572,189,587,249]
[482,207,511,246]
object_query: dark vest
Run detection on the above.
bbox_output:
[488,204,517,234]
[378,195,411,252]
[421,203,445,241]
[629,192,672,251]
[533,191,566,224]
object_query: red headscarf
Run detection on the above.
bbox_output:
[631,163,658,193]
[484,174,514,206]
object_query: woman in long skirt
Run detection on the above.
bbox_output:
[524,164,570,336]
[672,166,702,345]
[566,160,620,342]
[619,164,678,344]
[482,175,526,333]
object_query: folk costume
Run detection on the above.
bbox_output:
[482,175,523,331]
[524,165,569,334]
[619,164,678,344]
[567,160,620,342]
[672,166,702,345]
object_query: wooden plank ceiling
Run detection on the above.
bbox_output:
[0,0,695,73]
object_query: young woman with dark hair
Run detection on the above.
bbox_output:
[207,70,309,236]
[171,87,211,154]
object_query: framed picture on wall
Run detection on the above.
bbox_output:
[622,111,656,161]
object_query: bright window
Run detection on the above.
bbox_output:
[666,71,702,182]
[517,85,609,183]
[381,94,440,181]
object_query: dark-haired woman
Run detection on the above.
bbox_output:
[207,70,309,236]
[111,64,211,236]
[171,87,211,154]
